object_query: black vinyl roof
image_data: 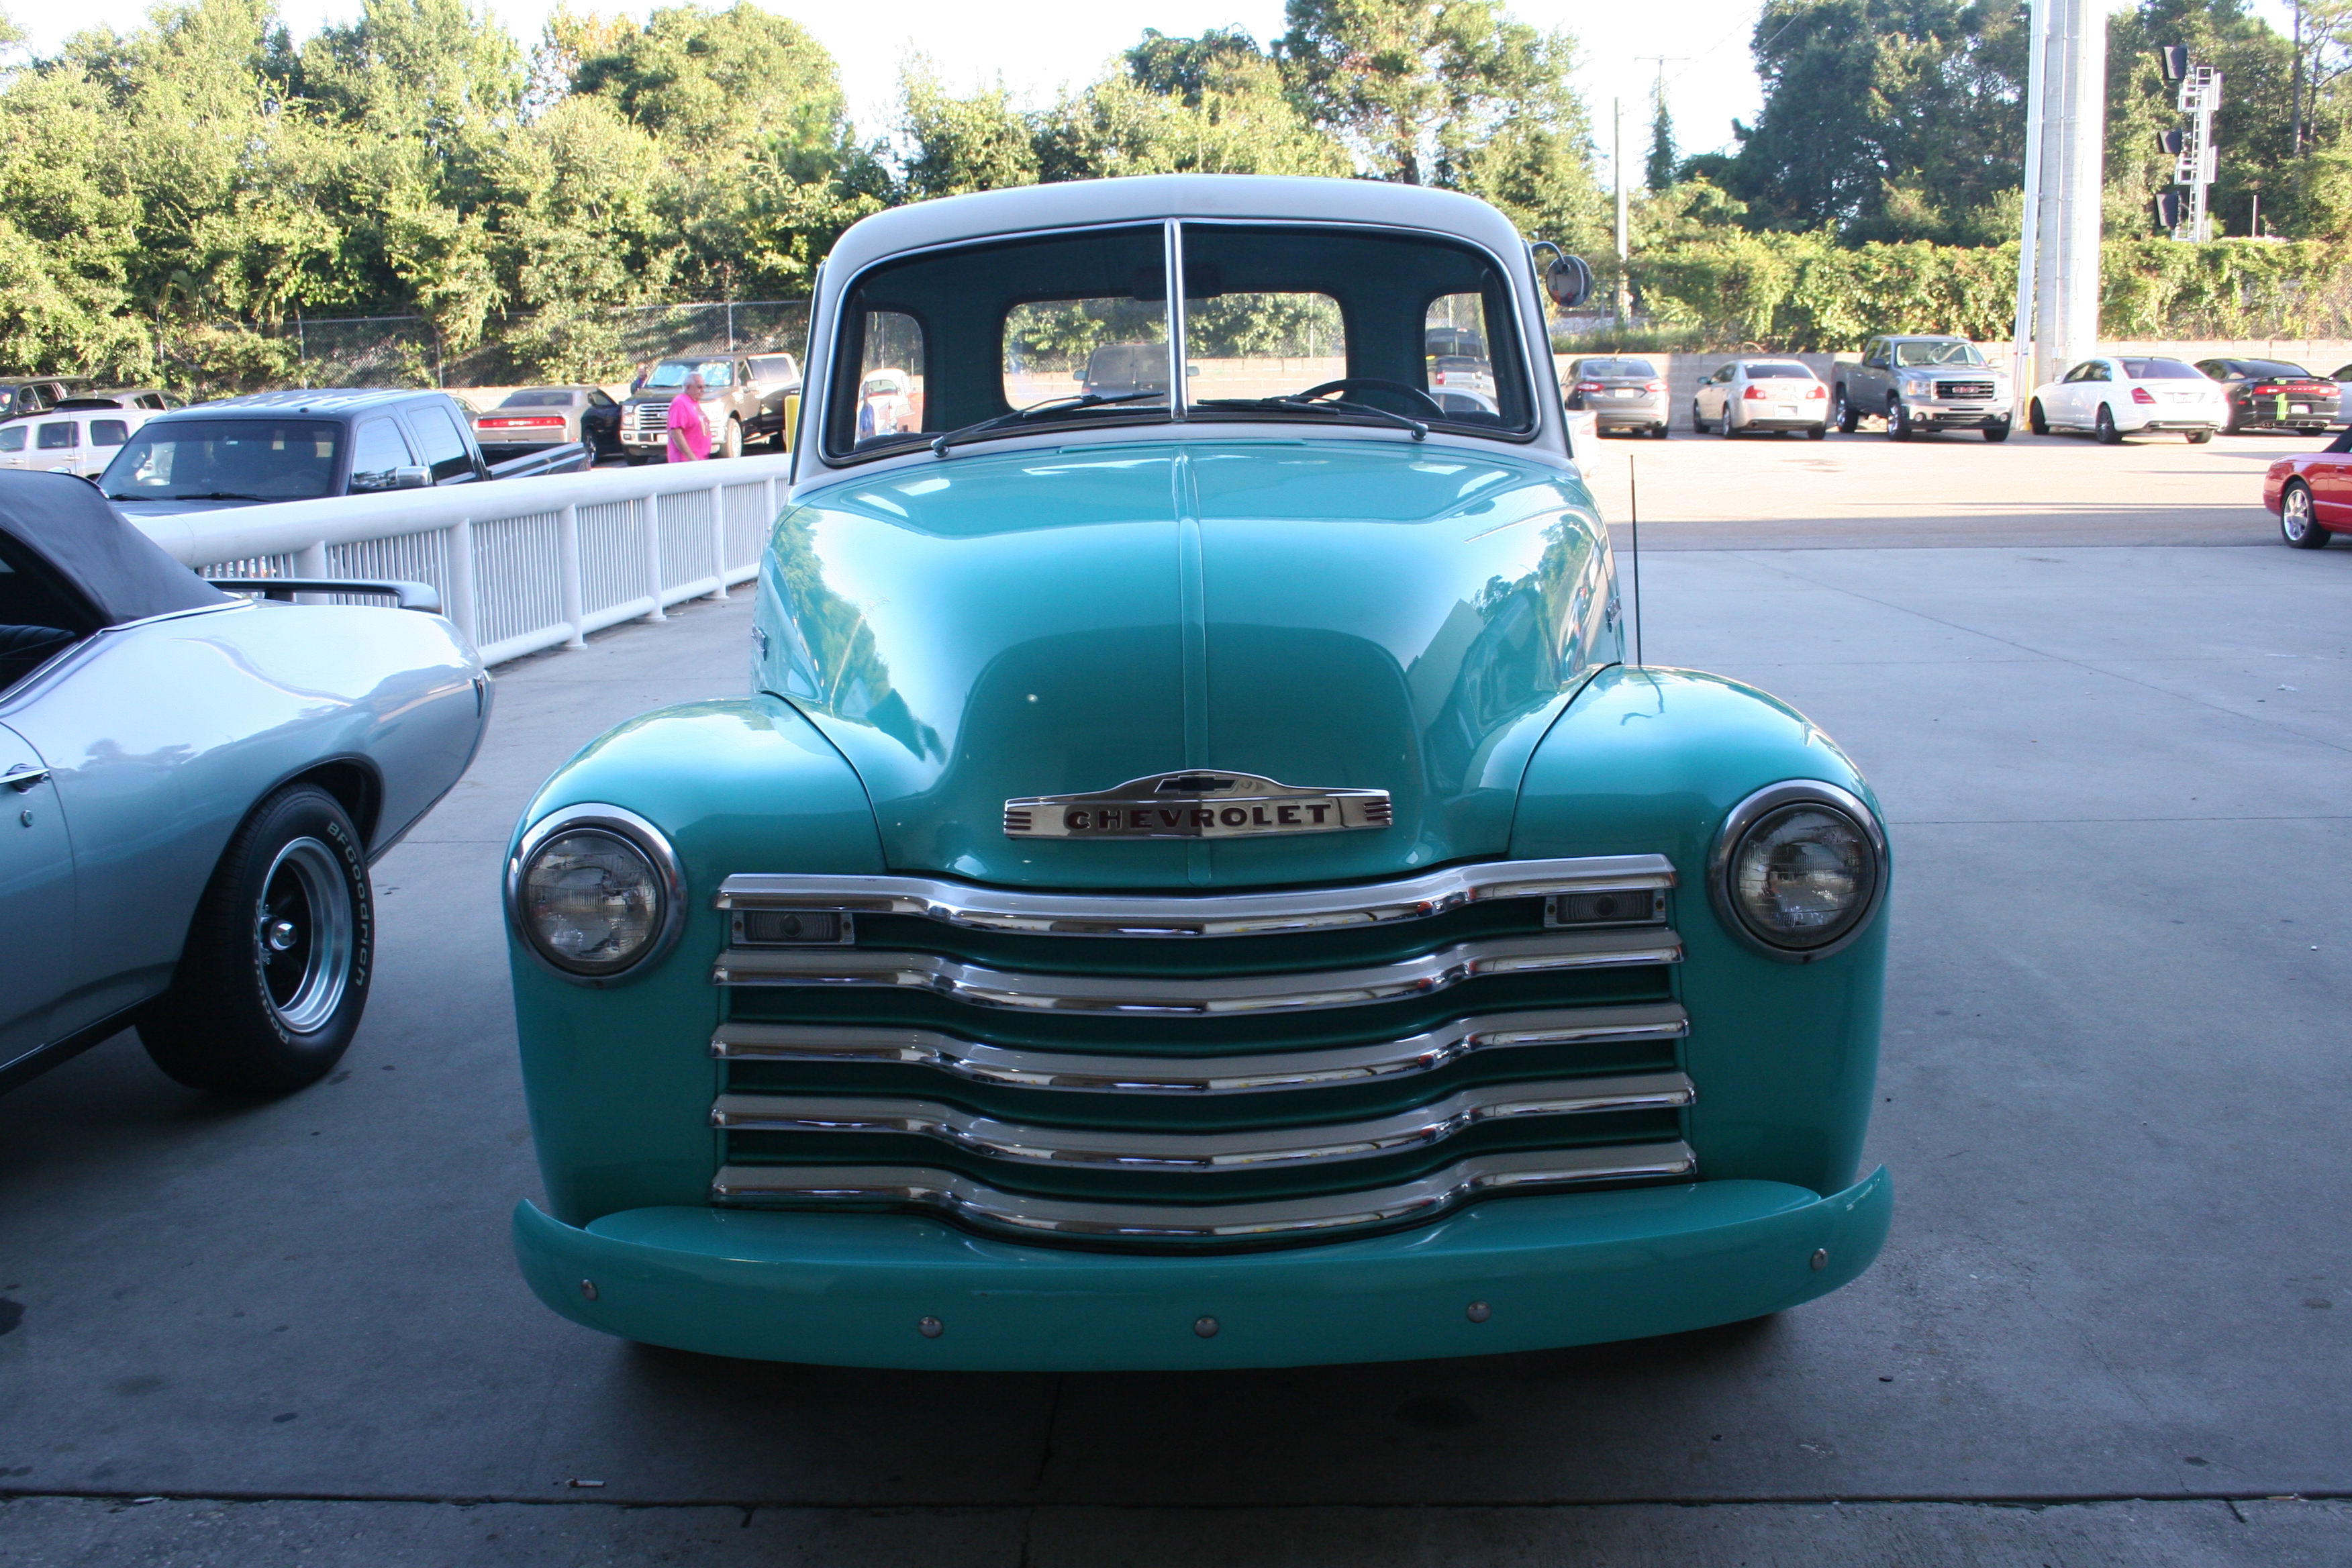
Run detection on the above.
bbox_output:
[0,472,228,626]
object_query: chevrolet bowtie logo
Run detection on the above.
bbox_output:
[1003,771,1393,840]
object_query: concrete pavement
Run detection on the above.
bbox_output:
[3,435,2350,1563]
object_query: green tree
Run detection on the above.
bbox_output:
[898,64,1038,198]
[1645,95,1677,192]
[1034,30,1348,181]
[1726,0,2027,242]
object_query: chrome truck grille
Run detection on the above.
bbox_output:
[705,856,1694,1249]
[1936,379,1996,399]
[627,405,671,436]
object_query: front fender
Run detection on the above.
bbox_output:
[1510,665,1890,1197]
[507,695,885,1224]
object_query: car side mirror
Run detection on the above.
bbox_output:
[392,466,430,490]
[1545,254,1596,309]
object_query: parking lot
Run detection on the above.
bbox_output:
[5,427,2351,1564]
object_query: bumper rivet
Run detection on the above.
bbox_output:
[1466,1300,1491,1323]
[1193,1315,1220,1338]
[918,1316,943,1338]
[1810,1248,1829,1271]
[578,1279,598,1302]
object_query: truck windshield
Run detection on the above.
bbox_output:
[100,420,342,502]
[1892,341,1986,367]
[645,360,734,389]
[826,220,1532,460]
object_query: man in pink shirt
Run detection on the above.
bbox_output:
[666,372,712,462]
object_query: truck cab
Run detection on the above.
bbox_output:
[503,175,1894,1371]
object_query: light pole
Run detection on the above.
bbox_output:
[1613,99,1630,323]
[2012,0,2108,404]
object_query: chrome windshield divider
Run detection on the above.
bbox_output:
[711,1073,1693,1169]
[708,1142,1699,1244]
[710,928,1682,1013]
[709,1003,1689,1094]
[714,854,1677,938]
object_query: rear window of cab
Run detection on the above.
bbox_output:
[825,222,1536,461]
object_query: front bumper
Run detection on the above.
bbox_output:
[513,1166,1892,1370]
[1900,401,2007,428]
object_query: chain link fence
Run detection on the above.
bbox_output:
[261,301,812,390]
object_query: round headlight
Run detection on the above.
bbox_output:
[1712,783,1885,960]
[509,807,684,981]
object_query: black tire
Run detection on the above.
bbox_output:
[140,784,373,1095]
[1886,397,1911,441]
[721,418,744,460]
[1720,405,1739,438]
[1690,401,1708,435]
[1833,385,1858,434]
[1983,420,2011,443]
[2222,403,2244,436]
[1806,424,1826,440]
[2094,404,2121,444]
[2028,399,2049,436]
[1653,423,1669,439]
[2187,428,2213,444]
[2281,481,2331,548]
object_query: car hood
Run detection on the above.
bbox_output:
[754,438,1618,889]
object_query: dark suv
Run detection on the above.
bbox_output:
[101,389,589,518]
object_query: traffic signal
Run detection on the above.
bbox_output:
[2158,45,2189,81]
[2153,192,2184,231]
[2157,129,2186,156]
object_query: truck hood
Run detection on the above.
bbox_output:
[754,439,1618,889]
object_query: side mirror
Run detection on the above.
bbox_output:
[1545,254,1596,309]
[393,465,431,490]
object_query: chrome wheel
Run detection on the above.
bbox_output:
[254,837,354,1034]
[2282,483,2329,548]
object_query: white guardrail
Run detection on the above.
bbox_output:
[128,454,796,667]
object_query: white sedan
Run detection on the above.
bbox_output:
[2027,356,2223,444]
[1691,359,1830,438]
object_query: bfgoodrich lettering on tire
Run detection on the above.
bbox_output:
[141,783,375,1095]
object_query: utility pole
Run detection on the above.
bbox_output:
[1613,98,1630,322]
[2012,0,2107,401]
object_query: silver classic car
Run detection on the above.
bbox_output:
[0,473,490,1093]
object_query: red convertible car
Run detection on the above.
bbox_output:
[2263,427,2352,548]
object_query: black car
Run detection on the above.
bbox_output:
[0,379,87,421]
[2194,358,2341,434]
[99,389,591,519]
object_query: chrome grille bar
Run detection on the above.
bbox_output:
[713,854,1675,938]
[712,928,1682,1013]
[708,1142,1698,1242]
[714,1073,1692,1169]
[710,1003,1687,1094]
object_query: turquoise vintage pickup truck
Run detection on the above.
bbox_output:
[503,175,1892,1369]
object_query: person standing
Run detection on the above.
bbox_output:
[667,372,712,462]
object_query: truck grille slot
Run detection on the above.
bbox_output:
[706,859,1694,1249]
[1937,379,1996,399]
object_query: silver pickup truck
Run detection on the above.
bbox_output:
[1833,336,2012,442]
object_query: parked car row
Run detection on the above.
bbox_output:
[0,388,187,478]
[1571,339,2352,448]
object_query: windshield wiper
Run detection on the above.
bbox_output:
[126,491,273,502]
[930,391,1167,458]
[1195,397,1428,441]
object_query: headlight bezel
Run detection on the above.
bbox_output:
[506,802,687,987]
[1707,780,1888,963]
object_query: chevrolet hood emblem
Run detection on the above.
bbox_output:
[1003,772,1393,840]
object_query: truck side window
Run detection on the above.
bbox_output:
[0,428,21,452]
[350,418,416,492]
[36,422,77,450]
[91,420,130,446]
[408,405,475,482]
